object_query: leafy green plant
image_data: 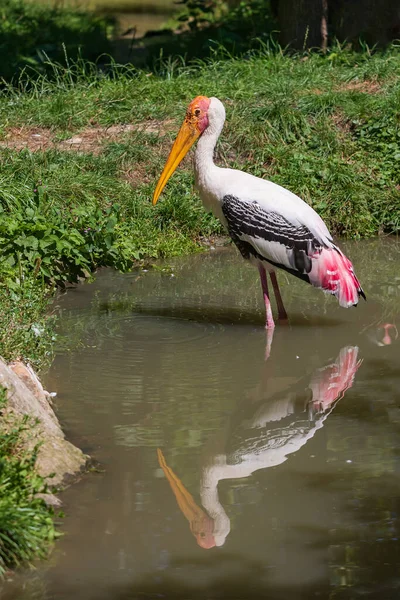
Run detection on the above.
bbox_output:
[0,186,140,285]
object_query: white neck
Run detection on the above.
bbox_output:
[194,97,225,190]
[200,465,231,547]
[194,123,220,179]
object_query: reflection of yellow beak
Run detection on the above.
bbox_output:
[157,448,216,549]
[157,448,200,520]
[152,119,200,205]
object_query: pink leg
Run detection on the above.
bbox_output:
[264,325,274,361]
[270,271,288,322]
[258,264,275,330]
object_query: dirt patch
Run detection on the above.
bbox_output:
[123,165,153,187]
[305,80,381,97]
[0,127,53,152]
[335,79,381,94]
[122,145,190,189]
[0,120,175,154]
[331,111,352,134]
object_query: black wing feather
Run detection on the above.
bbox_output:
[221,194,326,281]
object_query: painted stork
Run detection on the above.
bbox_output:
[152,96,366,328]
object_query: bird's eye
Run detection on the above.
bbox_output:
[194,108,201,117]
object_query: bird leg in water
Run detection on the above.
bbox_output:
[269,271,288,323]
[258,264,275,330]
[264,325,274,361]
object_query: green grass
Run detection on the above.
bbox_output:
[0,281,55,371]
[2,47,400,228]
[0,388,57,577]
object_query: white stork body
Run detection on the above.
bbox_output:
[153,96,365,328]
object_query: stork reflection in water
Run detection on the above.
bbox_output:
[153,97,365,328]
[157,345,362,549]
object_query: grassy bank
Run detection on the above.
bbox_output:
[0,45,399,572]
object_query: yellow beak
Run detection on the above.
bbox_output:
[152,118,200,205]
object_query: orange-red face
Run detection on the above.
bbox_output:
[186,95,211,134]
[152,96,211,205]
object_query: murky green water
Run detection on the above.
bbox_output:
[4,239,400,599]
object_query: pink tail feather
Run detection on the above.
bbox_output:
[311,248,365,308]
[309,346,362,412]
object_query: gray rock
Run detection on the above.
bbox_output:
[0,358,88,488]
[35,493,63,508]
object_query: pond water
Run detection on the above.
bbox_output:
[4,239,400,600]
[115,12,170,39]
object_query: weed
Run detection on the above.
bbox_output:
[0,388,56,577]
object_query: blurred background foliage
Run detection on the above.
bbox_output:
[1,0,399,81]
[0,0,116,81]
